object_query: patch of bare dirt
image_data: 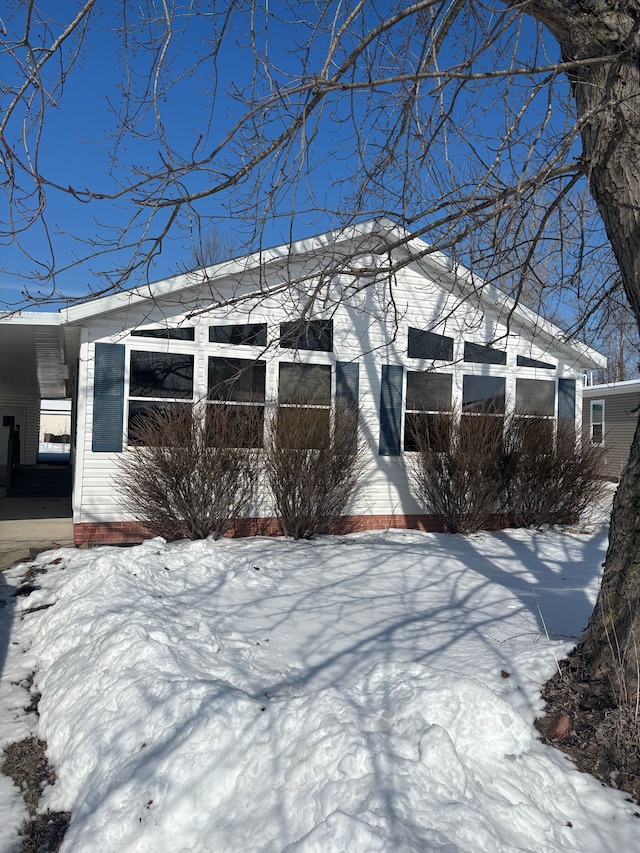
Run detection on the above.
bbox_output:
[1,736,70,852]
[536,656,640,808]
[1,557,71,852]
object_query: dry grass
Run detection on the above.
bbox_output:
[2,735,70,851]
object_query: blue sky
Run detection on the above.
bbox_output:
[0,3,591,316]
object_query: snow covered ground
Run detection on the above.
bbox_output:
[0,497,639,851]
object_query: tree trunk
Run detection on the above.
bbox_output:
[519,1,640,693]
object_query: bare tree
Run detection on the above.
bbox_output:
[184,227,237,274]
[5,0,640,790]
[592,289,640,383]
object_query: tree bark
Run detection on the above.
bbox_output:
[517,0,640,692]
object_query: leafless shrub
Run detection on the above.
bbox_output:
[505,417,606,528]
[405,409,510,534]
[264,400,365,539]
[116,403,262,540]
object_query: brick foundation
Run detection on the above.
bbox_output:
[73,513,513,546]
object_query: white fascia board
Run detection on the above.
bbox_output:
[55,214,607,371]
[59,218,395,326]
[0,311,62,326]
[583,379,640,397]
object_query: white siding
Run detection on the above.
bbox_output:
[0,394,40,466]
[73,257,592,526]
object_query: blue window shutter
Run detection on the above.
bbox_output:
[558,378,576,424]
[336,361,360,409]
[92,343,125,452]
[379,365,403,456]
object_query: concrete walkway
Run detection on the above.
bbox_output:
[0,497,74,570]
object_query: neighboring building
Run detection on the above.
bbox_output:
[0,219,607,542]
[583,379,640,480]
[40,399,72,443]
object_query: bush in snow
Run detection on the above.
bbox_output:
[116,403,262,539]
[264,400,365,539]
[407,409,606,533]
[405,408,511,534]
[505,416,606,528]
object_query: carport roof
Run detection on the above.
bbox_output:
[0,313,77,400]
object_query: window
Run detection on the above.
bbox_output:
[208,357,266,402]
[280,320,333,352]
[590,400,605,446]
[131,327,195,341]
[207,357,266,447]
[127,351,194,444]
[128,401,193,445]
[515,379,555,417]
[463,341,507,365]
[407,328,454,361]
[209,323,267,347]
[462,375,505,414]
[278,363,332,448]
[517,354,555,370]
[129,351,194,398]
[513,379,556,450]
[404,372,453,451]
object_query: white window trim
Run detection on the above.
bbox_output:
[590,399,605,446]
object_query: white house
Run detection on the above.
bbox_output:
[0,219,606,542]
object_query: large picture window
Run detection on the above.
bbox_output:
[514,378,556,446]
[207,357,266,447]
[278,362,332,448]
[404,371,453,452]
[515,378,555,417]
[127,351,194,443]
[130,351,194,398]
[462,375,505,413]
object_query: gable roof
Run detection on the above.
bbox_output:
[59,218,606,370]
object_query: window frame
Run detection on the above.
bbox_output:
[277,361,333,449]
[206,356,267,448]
[403,370,453,452]
[127,349,195,445]
[279,319,333,352]
[590,399,605,446]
